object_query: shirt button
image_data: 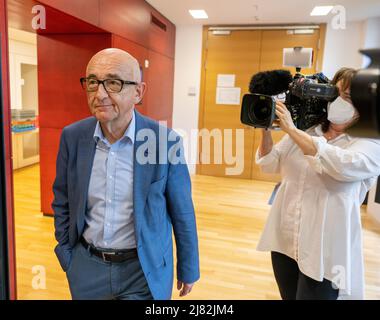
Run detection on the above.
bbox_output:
[111,152,115,156]
[108,199,112,203]
[109,176,113,179]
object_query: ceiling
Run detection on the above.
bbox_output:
[146,0,380,26]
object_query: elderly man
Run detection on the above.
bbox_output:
[52,48,200,300]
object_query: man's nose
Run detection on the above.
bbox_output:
[94,82,109,100]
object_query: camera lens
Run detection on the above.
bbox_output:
[249,99,272,121]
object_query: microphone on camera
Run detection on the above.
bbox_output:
[249,69,293,96]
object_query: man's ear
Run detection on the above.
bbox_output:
[135,82,147,104]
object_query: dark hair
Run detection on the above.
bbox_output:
[320,67,357,133]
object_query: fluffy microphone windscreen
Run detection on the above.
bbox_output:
[249,70,293,95]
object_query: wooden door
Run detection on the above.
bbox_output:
[198,29,262,179]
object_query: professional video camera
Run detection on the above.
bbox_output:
[241,47,339,131]
[348,48,380,138]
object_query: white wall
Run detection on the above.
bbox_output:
[322,20,365,79]
[8,28,37,110]
[172,25,203,174]
[322,16,380,78]
[362,17,380,67]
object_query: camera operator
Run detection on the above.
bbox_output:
[256,67,380,300]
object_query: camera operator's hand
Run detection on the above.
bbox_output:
[274,101,318,156]
[274,101,297,134]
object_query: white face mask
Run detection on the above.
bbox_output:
[327,96,356,125]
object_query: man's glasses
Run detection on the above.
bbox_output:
[80,77,138,93]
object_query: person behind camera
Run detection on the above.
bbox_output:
[256,67,380,300]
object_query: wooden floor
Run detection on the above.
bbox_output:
[13,164,380,300]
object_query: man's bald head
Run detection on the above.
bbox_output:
[84,48,146,128]
[86,48,141,83]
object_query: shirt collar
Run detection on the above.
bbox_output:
[314,125,324,137]
[93,110,136,144]
[313,124,353,142]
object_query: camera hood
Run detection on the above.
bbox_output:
[349,48,380,138]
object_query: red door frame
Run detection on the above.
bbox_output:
[0,0,17,300]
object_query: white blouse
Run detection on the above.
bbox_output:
[256,125,380,299]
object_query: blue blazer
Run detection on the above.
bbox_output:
[52,110,200,300]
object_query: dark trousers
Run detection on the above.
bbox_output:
[66,242,153,300]
[271,251,339,300]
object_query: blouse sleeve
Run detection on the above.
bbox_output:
[304,136,380,182]
[255,134,292,174]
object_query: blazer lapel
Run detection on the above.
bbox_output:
[76,133,96,235]
[133,110,156,239]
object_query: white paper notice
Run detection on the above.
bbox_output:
[217,74,235,87]
[216,87,241,105]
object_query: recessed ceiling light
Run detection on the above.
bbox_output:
[189,10,208,19]
[310,5,334,16]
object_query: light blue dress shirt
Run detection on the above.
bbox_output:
[83,112,136,250]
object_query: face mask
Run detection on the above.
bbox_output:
[327,96,356,125]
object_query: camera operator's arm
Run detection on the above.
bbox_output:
[275,102,318,156]
[275,102,380,182]
[258,129,274,157]
[256,127,292,174]
[304,137,380,182]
